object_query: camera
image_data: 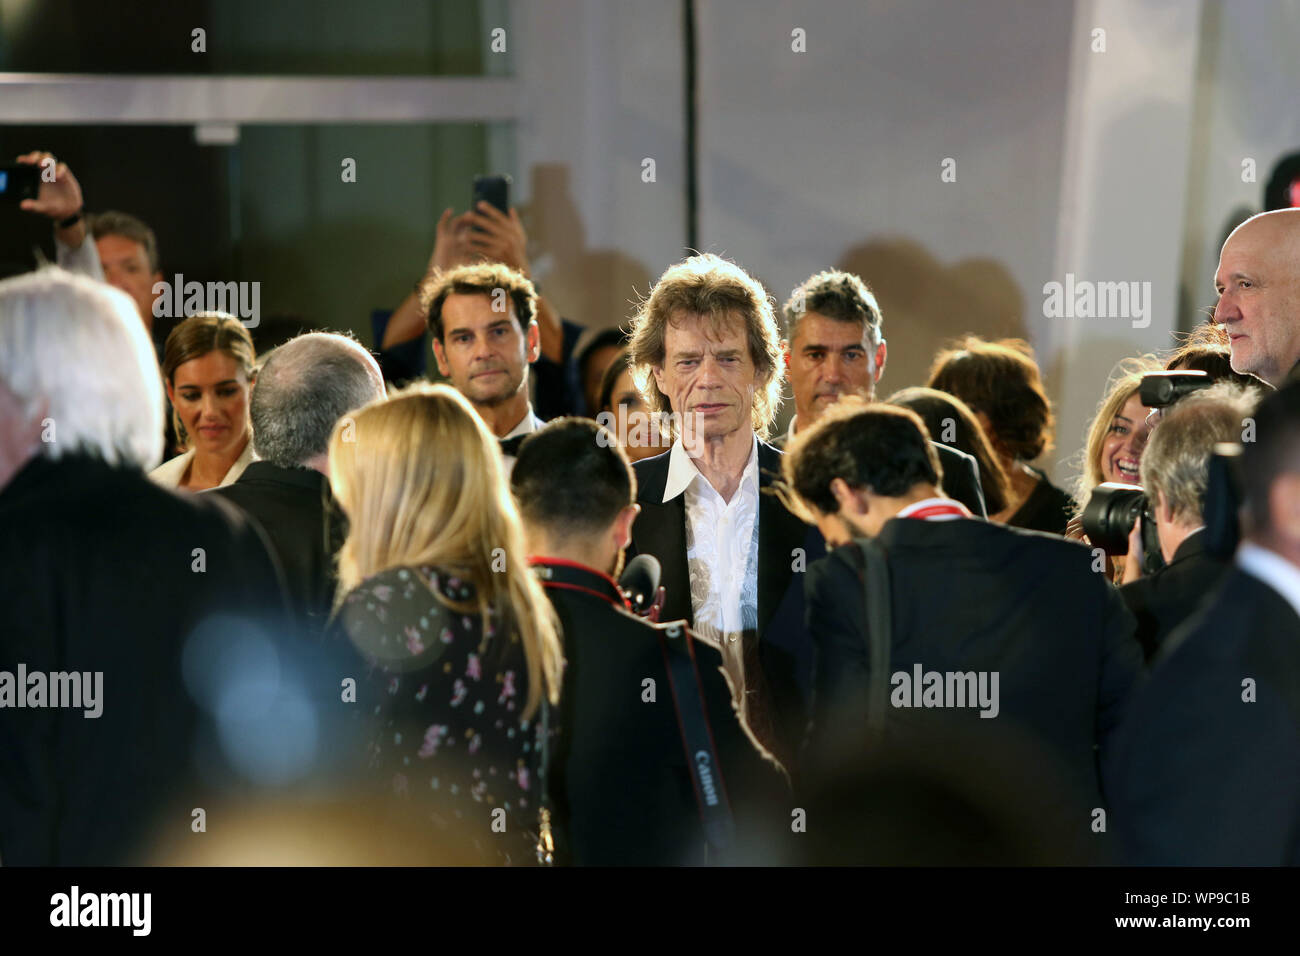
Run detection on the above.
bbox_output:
[1138,370,1213,409]
[1080,369,1224,575]
[1081,482,1165,575]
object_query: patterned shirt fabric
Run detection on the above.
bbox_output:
[333,564,545,865]
[661,434,761,701]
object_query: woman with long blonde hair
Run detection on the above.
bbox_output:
[329,382,563,864]
[1067,355,1163,581]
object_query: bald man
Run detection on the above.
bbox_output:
[1214,208,1300,386]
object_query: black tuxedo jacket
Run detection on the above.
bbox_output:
[0,455,288,865]
[1108,565,1300,865]
[1118,530,1230,662]
[629,440,817,762]
[804,517,1143,811]
[535,559,786,865]
[209,460,344,629]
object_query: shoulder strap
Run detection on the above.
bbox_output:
[657,622,736,861]
[856,537,893,739]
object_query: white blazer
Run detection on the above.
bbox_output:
[149,437,256,490]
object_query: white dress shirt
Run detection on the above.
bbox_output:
[499,405,545,477]
[663,432,761,696]
[1237,542,1300,623]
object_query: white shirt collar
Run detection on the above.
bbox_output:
[1236,542,1300,621]
[663,431,760,504]
[501,405,543,441]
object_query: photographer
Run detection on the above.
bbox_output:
[1108,380,1300,865]
[1118,382,1263,660]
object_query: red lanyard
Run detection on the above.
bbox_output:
[902,503,968,521]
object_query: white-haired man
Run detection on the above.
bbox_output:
[0,268,287,865]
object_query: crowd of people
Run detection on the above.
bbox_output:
[3,148,1300,866]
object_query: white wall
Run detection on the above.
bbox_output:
[1180,0,1300,333]
[514,0,1300,487]
[693,0,1078,467]
[512,0,687,343]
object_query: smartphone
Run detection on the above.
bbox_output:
[0,164,40,204]
[472,174,511,216]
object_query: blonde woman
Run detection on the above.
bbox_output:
[149,312,256,490]
[328,382,563,864]
[1067,356,1163,581]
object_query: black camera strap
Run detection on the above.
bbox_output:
[657,622,736,859]
[856,537,893,740]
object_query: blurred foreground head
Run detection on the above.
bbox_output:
[768,722,1101,866]
[0,266,164,486]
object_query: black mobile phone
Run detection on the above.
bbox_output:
[0,164,40,203]
[472,174,511,216]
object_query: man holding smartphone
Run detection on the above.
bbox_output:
[13,151,100,284]
[14,151,165,339]
[380,183,583,418]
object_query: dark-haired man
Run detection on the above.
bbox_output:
[778,269,986,516]
[15,152,165,336]
[420,262,544,469]
[786,400,1141,819]
[511,418,784,864]
[1109,381,1300,865]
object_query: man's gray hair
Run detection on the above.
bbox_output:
[0,267,163,469]
[1140,382,1264,525]
[250,332,385,468]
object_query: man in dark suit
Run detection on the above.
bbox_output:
[1108,381,1300,865]
[785,399,1142,824]
[1118,382,1261,660]
[511,418,786,864]
[210,332,386,628]
[0,269,288,865]
[624,254,814,766]
[773,268,986,517]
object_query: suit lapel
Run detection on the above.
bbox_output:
[631,452,693,625]
[756,441,807,635]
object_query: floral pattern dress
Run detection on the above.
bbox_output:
[333,565,545,864]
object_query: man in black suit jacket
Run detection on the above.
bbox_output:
[786,400,1142,823]
[512,419,785,864]
[210,332,386,628]
[1120,531,1226,661]
[774,268,986,517]
[0,269,289,865]
[624,254,814,766]
[1108,381,1300,865]
[1118,382,1260,661]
